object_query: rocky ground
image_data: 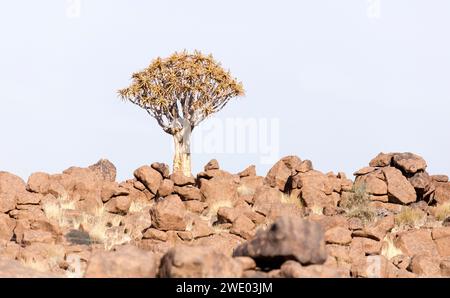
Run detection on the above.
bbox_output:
[0,152,449,278]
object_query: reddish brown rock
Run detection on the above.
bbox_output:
[204,159,220,171]
[151,162,170,178]
[369,153,393,167]
[22,230,54,245]
[150,195,187,231]
[435,236,450,257]
[174,185,201,201]
[85,245,158,278]
[264,156,301,191]
[200,176,238,211]
[0,214,15,241]
[325,227,352,245]
[409,254,441,277]
[237,165,256,178]
[431,175,449,183]
[26,172,50,194]
[88,159,117,182]
[383,167,416,204]
[170,172,196,186]
[0,172,26,213]
[230,215,255,240]
[143,228,168,241]
[354,172,387,195]
[159,245,243,278]
[394,229,439,257]
[104,195,131,214]
[184,200,206,214]
[158,179,174,197]
[280,260,348,278]
[133,165,162,194]
[433,182,450,204]
[0,257,60,277]
[392,152,427,174]
[233,217,327,267]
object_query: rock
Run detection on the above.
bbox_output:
[88,159,117,182]
[234,257,256,271]
[392,152,427,174]
[297,171,336,210]
[159,245,243,278]
[391,255,411,270]
[143,228,168,241]
[354,172,387,195]
[174,185,201,201]
[100,182,129,202]
[230,215,255,240]
[233,217,327,268]
[252,185,283,216]
[151,162,170,178]
[122,211,152,240]
[431,227,450,240]
[170,172,196,186]
[200,176,238,213]
[351,255,399,278]
[0,257,59,277]
[382,167,416,204]
[184,200,206,214]
[369,153,393,167]
[325,227,352,245]
[150,195,186,231]
[22,230,54,245]
[190,218,214,239]
[435,236,450,257]
[26,172,50,194]
[204,159,219,171]
[441,258,450,276]
[158,179,174,197]
[194,233,245,257]
[409,254,441,277]
[431,175,449,183]
[17,192,42,205]
[433,182,450,204]
[280,260,348,278]
[237,165,256,178]
[298,160,313,173]
[265,156,302,191]
[351,215,395,241]
[133,166,162,194]
[395,229,439,257]
[84,245,158,278]
[350,237,381,255]
[0,214,15,241]
[408,171,433,197]
[353,167,377,176]
[104,195,131,214]
[0,172,26,213]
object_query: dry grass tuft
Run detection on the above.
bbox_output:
[341,183,375,223]
[394,207,426,229]
[435,202,450,222]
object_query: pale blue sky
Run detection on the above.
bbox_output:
[1,0,449,181]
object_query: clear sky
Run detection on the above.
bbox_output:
[1,0,449,182]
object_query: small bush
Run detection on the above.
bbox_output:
[340,183,375,223]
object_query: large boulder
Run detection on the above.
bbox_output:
[159,245,243,278]
[264,156,302,191]
[0,172,26,213]
[133,165,162,194]
[383,167,417,204]
[84,245,158,278]
[392,152,427,174]
[233,217,327,268]
[150,195,187,231]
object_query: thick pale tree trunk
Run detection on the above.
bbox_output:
[173,129,192,177]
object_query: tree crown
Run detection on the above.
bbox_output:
[118,50,244,135]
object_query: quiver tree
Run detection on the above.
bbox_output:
[118,51,244,176]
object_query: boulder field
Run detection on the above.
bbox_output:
[0,153,449,278]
